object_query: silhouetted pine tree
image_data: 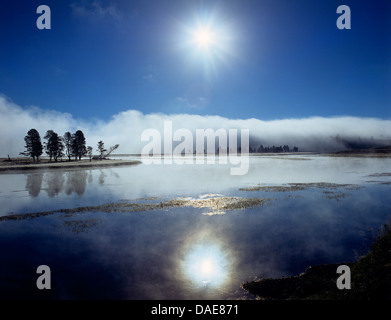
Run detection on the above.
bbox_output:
[20,129,43,162]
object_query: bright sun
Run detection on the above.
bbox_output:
[182,15,235,75]
[193,27,215,49]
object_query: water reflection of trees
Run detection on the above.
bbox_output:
[25,173,44,197]
[98,170,106,184]
[64,170,88,196]
[45,171,65,197]
[97,169,118,184]
[25,170,92,197]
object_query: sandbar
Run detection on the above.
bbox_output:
[0,158,141,173]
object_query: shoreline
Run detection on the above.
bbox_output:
[0,158,141,173]
[2,149,390,172]
[242,223,391,300]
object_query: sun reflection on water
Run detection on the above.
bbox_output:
[182,242,229,288]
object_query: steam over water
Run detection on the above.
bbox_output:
[0,155,390,299]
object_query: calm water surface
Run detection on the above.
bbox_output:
[0,155,390,299]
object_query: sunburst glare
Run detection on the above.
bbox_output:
[192,27,215,50]
[182,243,229,288]
[179,12,236,78]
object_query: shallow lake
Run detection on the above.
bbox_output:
[0,155,390,299]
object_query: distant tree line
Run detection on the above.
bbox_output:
[217,144,299,154]
[250,144,299,153]
[20,129,119,163]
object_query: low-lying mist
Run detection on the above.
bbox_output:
[1,95,390,157]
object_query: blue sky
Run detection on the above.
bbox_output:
[0,0,390,122]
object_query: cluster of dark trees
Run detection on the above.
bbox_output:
[250,144,299,153]
[20,128,119,162]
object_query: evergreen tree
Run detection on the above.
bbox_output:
[44,130,64,162]
[97,140,107,160]
[63,132,73,161]
[20,129,43,162]
[72,130,87,160]
[87,146,93,162]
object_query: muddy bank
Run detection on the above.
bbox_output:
[0,158,141,172]
[0,195,272,221]
[242,263,353,300]
[242,223,391,300]
[239,182,362,192]
[326,146,391,157]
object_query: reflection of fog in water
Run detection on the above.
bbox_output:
[88,170,93,184]
[19,156,391,202]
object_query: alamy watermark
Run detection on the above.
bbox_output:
[36,265,51,290]
[35,4,351,31]
[140,121,250,175]
[336,264,351,290]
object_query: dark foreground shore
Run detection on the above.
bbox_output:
[0,158,141,172]
[242,222,391,300]
[327,146,391,157]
